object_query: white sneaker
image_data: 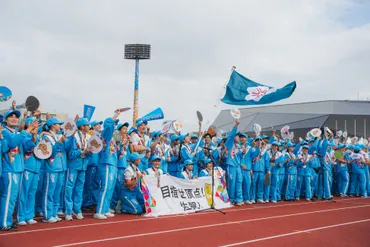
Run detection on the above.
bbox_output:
[55,216,62,222]
[272,200,277,203]
[75,213,84,220]
[57,212,65,217]
[94,213,108,220]
[245,201,253,205]
[257,199,265,204]
[251,200,256,204]
[109,209,115,214]
[236,202,243,206]
[65,215,73,221]
[295,198,300,201]
[104,212,115,218]
[17,221,27,226]
[306,199,311,202]
[27,219,37,225]
[43,217,58,223]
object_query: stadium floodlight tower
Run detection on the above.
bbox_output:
[124,44,151,127]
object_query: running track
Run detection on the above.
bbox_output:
[1,197,369,247]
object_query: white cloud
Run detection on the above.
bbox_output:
[1,0,369,131]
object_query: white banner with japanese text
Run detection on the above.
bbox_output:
[141,173,232,216]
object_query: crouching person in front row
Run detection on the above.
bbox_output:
[119,152,145,215]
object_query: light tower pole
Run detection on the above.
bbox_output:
[124,44,151,127]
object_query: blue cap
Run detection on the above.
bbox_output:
[347,145,354,149]
[150,131,158,138]
[46,118,64,127]
[239,133,248,138]
[156,131,164,137]
[151,155,161,161]
[91,120,103,127]
[128,127,138,135]
[171,135,179,143]
[262,135,268,139]
[0,115,3,123]
[114,119,119,125]
[338,144,346,149]
[286,142,295,148]
[271,141,281,147]
[76,118,90,127]
[254,136,262,141]
[129,152,144,162]
[184,159,194,166]
[354,146,361,152]
[136,120,146,127]
[116,122,129,131]
[191,134,198,139]
[308,139,315,143]
[302,145,309,150]
[358,144,367,149]
[3,110,21,120]
[25,116,37,126]
[179,133,189,144]
[280,140,286,144]
[205,158,213,164]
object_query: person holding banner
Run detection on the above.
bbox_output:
[41,118,70,223]
[120,152,145,215]
[224,120,243,206]
[144,155,164,176]
[94,110,120,220]
[180,159,195,179]
[111,122,130,213]
[65,118,92,221]
[1,111,38,230]
[17,117,42,226]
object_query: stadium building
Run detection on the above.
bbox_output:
[212,100,370,139]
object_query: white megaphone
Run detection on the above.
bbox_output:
[137,107,164,123]
[12,96,40,112]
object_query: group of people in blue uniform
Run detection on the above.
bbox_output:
[1,109,369,231]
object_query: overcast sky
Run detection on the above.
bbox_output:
[1,0,370,131]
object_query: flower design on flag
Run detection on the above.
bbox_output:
[245,86,276,102]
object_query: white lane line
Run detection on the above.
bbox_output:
[51,205,370,247]
[1,197,367,236]
[219,218,370,247]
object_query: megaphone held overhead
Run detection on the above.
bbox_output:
[14,96,40,112]
[137,107,164,123]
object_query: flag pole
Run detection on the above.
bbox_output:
[215,66,236,108]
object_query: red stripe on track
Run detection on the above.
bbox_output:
[1,198,369,247]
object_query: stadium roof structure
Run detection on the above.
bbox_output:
[212,100,370,138]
